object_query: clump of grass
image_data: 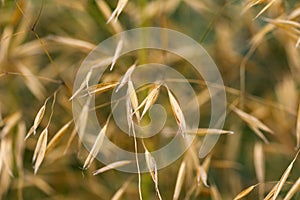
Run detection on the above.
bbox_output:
[0,0,300,199]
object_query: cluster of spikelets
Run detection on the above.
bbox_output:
[0,0,300,199]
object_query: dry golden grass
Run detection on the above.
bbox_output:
[0,0,300,199]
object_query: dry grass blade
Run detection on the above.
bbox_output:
[167,88,187,137]
[183,0,208,14]
[231,105,273,143]
[283,176,300,200]
[173,161,186,200]
[46,35,96,52]
[93,160,132,175]
[233,185,256,200]
[78,97,91,139]
[143,144,162,200]
[296,102,300,149]
[129,121,143,200]
[264,18,300,29]
[211,184,222,200]
[33,104,46,135]
[0,26,13,64]
[69,69,92,100]
[16,62,46,100]
[242,0,267,15]
[0,112,21,138]
[0,107,3,127]
[64,127,77,155]
[254,142,265,199]
[250,23,275,48]
[296,37,300,48]
[26,99,48,139]
[83,124,107,169]
[127,80,140,122]
[196,154,211,188]
[107,0,128,24]
[197,165,209,187]
[25,174,55,195]
[88,82,118,95]
[138,84,161,119]
[111,178,132,200]
[254,0,276,19]
[110,38,123,71]
[33,128,48,174]
[265,150,300,200]
[0,137,13,176]
[188,128,234,136]
[46,120,72,154]
[116,62,136,92]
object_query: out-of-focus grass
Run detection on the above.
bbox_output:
[0,0,300,199]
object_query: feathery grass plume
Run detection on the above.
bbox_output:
[230,105,273,143]
[127,80,140,122]
[83,123,107,170]
[234,185,256,200]
[107,0,128,24]
[88,82,119,95]
[32,127,48,174]
[173,161,186,200]
[116,62,136,92]
[45,120,72,154]
[283,176,300,200]
[143,142,162,200]
[35,89,58,171]
[254,142,265,199]
[296,101,300,149]
[26,98,48,139]
[110,38,123,71]
[93,160,132,175]
[33,103,46,135]
[137,83,161,119]
[0,112,21,138]
[264,150,300,200]
[166,87,187,137]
